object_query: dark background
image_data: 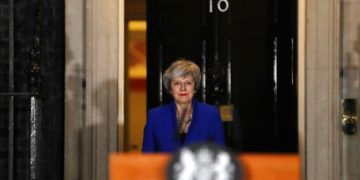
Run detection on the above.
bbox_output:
[0,0,64,179]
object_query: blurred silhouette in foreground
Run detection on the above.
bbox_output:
[167,142,243,180]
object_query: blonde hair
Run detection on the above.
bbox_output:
[163,58,201,93]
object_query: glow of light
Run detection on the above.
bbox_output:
[128,21,146,31]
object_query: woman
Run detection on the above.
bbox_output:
[142,59,225,153]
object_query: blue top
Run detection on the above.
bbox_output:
[142,99,225,153]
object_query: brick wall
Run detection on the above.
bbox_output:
[0,0,10,179]
[40,1,64,179]
[0,0,64,179]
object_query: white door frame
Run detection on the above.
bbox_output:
[65,0,124,179]
[299,0,343,179]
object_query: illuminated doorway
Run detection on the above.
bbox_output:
[126,20,147,151]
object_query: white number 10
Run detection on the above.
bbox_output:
[209,0,229,13]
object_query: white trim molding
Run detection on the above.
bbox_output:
[301,0,342,179]
[65,0,123,179]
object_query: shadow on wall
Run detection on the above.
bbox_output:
[65,32,119,179]
[64,34,83,179]
[354,24,360,56]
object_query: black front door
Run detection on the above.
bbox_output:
[147,0,297,152]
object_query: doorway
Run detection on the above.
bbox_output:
[147,0,298,152]
[125,0,147,152]
[62,0,360,179]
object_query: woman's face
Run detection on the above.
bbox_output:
[170,75,195,104]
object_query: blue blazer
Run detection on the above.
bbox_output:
[142,99,225,153]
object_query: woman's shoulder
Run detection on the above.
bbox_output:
[194,101,221,122]
[195,100,219,112]
[148,102,172,115]
[147,103,173,124]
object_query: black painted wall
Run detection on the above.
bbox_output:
[0,0,64,179]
